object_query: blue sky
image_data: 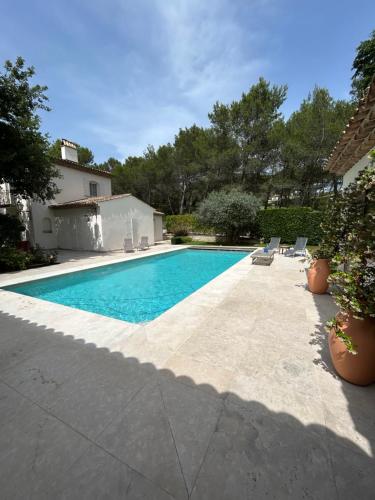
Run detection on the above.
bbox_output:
[1,0,375,162]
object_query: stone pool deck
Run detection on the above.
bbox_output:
[0,247,374,499]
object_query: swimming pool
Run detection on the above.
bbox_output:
[4,249,250,323]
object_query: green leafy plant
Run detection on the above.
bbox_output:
[325,162,375,347]
[0,247,32,271]
[0,213,25,247]
[29,245,58,266]
[326,316,357,354]
[165,214,212,235]
[256,207,322,244]
[171,236,192,245]
[198,189,261,244]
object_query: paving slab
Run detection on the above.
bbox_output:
[43,444,174,500]
[0,402,89,500]
[0,249,374,499]
[97,381,188,500]
[190,400,337,500]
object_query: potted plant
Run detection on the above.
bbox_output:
[325,164,375,385]
[307,245,333,294]
[327,260,375,385]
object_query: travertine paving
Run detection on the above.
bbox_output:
[0,248,374,499]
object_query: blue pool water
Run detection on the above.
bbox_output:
[5,249,249,323]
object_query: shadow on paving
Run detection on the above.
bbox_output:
[309,292,375,498]
[0,309,374,500]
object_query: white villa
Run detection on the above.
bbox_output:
[326,78,375,185]
[0,139,164,251]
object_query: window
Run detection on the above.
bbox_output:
[42,217,52,234]
[89,181,98,197]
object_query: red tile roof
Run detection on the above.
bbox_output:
[326,79,375,174]
[50,194,131,209]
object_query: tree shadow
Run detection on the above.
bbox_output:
[0,309,374,499]
[309,291,375,496]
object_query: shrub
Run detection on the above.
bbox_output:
[165,214,213,235]
[198,189,261,243]
[0,213,25,247]
[256,207,322,244]
[29,245,58,266]
[171,236,193,245]
[0,247,32,271]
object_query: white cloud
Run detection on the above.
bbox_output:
[53,0,272,161]
[157,0,266,103]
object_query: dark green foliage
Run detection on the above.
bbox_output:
[171,236,191,245]
[0,213,25,246]
[280,88,354,207]
[209,77,287,196]
[29,245,58,266]
[198,189,261,243]
[351,30,375,102]
[327,162,375,321]
[0,57,59,201]
[0,247,32,271]
[96,157,122,172]
[165,214,212,235]
[0,244,58,272]
[256,207,322,244]
[109,82,352,214]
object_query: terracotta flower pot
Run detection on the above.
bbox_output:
[307,258,330,294]
[329,312,375,386]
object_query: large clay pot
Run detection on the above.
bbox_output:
[329,312,375,385]
[307,258,330,294]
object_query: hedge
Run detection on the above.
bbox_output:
[256,207,322,245]
[165,214,212,235]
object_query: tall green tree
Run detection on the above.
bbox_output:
[282,87,354,206]
[0,57,58,201]
[209,77,287,194]
[173,125,213,213]
[351,29,375,102]
[96,157,122,172]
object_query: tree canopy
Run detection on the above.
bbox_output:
[110,80,353,213]
[351,29,375,102]
[198,189,261,243]
[0,57,58,201]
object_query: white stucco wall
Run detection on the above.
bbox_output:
[342,152,372,188]
[53,165,111,202]
[30,164,111,249]
[54,207,103,251]
[29,203,58,249]
[100,196,155,251]
[153,214,164,241]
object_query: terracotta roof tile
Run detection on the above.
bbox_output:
[326,78,375,174]
[50,194,131,209]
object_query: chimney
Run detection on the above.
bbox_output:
[61,139,79,163]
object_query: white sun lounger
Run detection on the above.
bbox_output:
[284,237,308,257]
[267,237,281,252]
[124,238,135,252]
[139,236,149,251]
[251,247,276,265]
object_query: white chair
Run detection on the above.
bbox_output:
[267,237,281,253]
[139,236,149,250]
[285,237,308,257]
[124,238,135,252]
